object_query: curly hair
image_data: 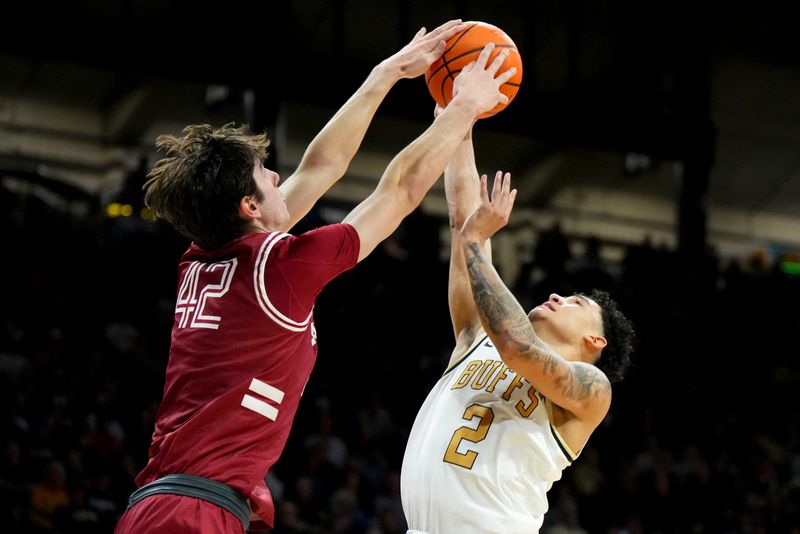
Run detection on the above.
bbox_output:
[587,289,635,383]
[143,123,270,249]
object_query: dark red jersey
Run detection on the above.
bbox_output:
[135,224,359,527]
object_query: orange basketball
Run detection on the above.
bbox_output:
[425,21,523,119]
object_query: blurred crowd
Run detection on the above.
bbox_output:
[1,189,799,533]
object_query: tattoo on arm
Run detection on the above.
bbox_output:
[553,363,612,402]
[464,242,534,347]
[463,241,611,403]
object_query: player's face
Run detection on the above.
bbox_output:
[528,293,603,348]
[252,159,290,230]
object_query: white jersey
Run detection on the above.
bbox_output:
[401,335,579,534]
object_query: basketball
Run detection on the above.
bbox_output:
[425,21,523,119]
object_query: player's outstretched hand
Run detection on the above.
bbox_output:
[451,43,517,118]
[461,171,516,242]
[383,20,466,79]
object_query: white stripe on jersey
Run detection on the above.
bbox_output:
[248,378,285,404]
[241,394,279,421]
[241,378,285,421]
[253,232,314,332]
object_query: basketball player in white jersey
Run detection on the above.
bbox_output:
[400,127,635,533]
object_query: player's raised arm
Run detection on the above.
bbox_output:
[459,173,612,422]
[279,20,466,230]
[442,123,488,361]
[344,44,515,263]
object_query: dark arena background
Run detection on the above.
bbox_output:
[2,1,799,532]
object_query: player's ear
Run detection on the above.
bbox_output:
[239,195,261,220]
[583,334,607,353]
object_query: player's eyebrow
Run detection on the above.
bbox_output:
[575,294,592,306]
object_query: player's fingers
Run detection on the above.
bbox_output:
[475,42,496,69]
[491,170,503,202]
[502,172,512,194]
[461,61,476,73]
[413,27,427,40]
[479,174,490,204]
[500,173,513,211]
[487,48,511,76]
[436,25,466,45]
[495,65,518,84]
[428,19,463,41]
[430,39,446,55]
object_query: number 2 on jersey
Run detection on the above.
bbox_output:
[443,403,495,470]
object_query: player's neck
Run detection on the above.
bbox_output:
[247,220,284,235]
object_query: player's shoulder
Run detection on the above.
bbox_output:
[560,361,613,422]
[445,326,489,374]
[573,361,612,393]
[275,223,359,263]
[296,222,358,241]
[208,231,289,267]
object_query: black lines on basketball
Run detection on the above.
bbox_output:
[441,75,451,106]
[427,44,517,83]
[442,23,478,79]
[423,22,523,118]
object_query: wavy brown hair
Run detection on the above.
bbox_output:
[144,123,270,249]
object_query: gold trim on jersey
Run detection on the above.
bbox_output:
[544,398,579,463]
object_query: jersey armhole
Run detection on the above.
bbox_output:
[544,399,580,463]
[443,334,489,376]
[253,232,313,332]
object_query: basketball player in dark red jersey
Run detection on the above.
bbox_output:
[113,19,518,533]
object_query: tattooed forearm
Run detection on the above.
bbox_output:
[463,241,611,405]
[464,242,534,347]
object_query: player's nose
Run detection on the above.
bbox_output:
[549,293,563,305]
